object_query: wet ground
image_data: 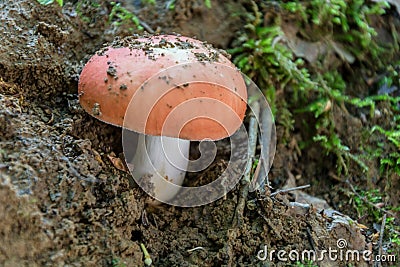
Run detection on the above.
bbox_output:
[0,0,399,266]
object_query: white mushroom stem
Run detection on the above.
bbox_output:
[131,134,190,203]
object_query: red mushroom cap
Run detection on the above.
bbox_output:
[78,34,247,140]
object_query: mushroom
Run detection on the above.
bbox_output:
[78,34,247,204]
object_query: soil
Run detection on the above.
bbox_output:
[0,1,398,267]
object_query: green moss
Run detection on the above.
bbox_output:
[36,0,63,6]
[281,0,390,63]
[295,260,318,267]
[109,2,144,31]
[229,0,399,177]
[350,187,400,251]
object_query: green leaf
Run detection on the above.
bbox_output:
[37,0,62,6]
[37,0,54,5]
[296,98,330,118]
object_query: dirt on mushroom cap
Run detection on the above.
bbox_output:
[78,34,247,141]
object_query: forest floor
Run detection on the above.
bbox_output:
[0,0,399,266]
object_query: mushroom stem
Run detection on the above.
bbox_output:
[131,133,190,203]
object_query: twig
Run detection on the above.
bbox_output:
[251,105,274,192]
[376,213,387,267]
[232,100,260,227]
[187,246,207,253]
[306,226,317,252]
[289,202,310,209]
[141,209,149,227]
[270,184,310,197]
[139,20,154,33]
[345,180,396,217]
